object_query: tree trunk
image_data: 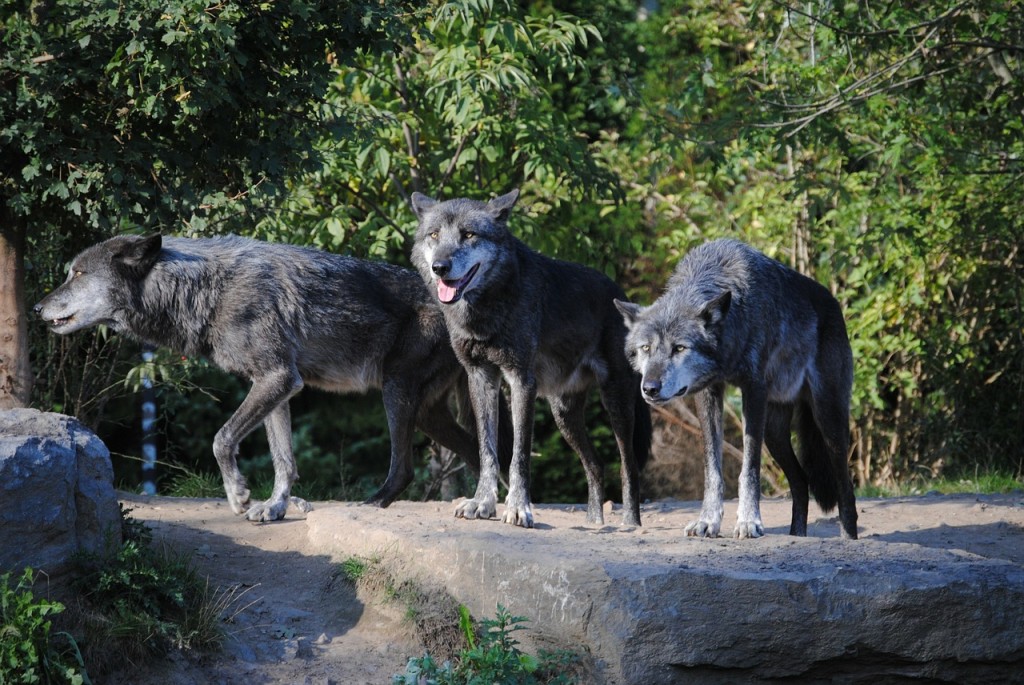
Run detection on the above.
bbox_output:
[0,209,32,409]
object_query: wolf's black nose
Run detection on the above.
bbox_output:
[32,303,42,315]
[642,379,662,398]
[431,260,451,278]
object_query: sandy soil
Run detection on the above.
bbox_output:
[104,490,1024,684]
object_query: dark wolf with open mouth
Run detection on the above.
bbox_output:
[34,234,484,521]
[411,189,651,528]
[616,238,858,539]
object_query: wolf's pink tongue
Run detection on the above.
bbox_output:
[437,279,458,303]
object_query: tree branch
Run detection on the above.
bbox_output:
[437,124,478,191]
[393,58,421,193]
[769,0,970,40]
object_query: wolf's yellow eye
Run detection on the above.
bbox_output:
[429,231,439,240]
[640,344,650,353]
[674,344,687,353]
[462,231,475,240]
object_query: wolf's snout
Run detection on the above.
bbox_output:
[431,259,452,277]
[641,378,662,399]
[32,302,43,315]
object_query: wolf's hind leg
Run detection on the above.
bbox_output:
[364,380,418,508]
[598,376,644,527]
[764,403,808,536]
[417,399,480,477]
[211,436,251,516]
[550,393,605,525]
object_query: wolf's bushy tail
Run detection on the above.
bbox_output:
[795,401,839,513]
[633,387,652,470]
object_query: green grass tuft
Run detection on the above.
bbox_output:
[856,470,1023,498]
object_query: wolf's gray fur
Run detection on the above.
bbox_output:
[616,239,858,539]
[34,234,481,521]
[410,189,651,528]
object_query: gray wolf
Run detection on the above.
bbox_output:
[410,189,651,527]
[34,234,483,521]
[615,238,858,539]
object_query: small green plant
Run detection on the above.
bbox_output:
[66,508,240,676]
[0,568,89,685]
[165,469,226,499]
[340,556,369,583]
[73,538,225,657]
[393,604,580,685]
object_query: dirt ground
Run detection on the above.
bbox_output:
[106,495,421,685]
[105,490,1024,685]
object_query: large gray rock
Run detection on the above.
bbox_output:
[306,497,1024,684]
[0,409,122,576]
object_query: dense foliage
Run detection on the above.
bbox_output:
[2,0,412,416]
[255,0,624,266]
[623,0,1024,486]
[0,569,86,685]
[11,0,1022,499]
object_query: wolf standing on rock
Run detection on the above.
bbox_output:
[411,189,651,528]
[616,239,858,539]
[34,234,483,522]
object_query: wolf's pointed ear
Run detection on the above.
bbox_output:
[410,192,437,218]
[488,189,520,222]
[614,299,642,330]
[115,234,162,274]
[700,290,732,328]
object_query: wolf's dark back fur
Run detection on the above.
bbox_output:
[116,237,448,396]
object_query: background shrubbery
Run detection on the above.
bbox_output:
[6,0,1021,500]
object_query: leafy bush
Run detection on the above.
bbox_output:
[0,568,88,685]
[64,507,238,676]
[20,0,1023,499]
[394,605,579,685]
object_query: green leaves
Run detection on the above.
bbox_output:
[393,605,579,684]
[262,0,623,262]
[1,0,406,236]
[0,568,86,685]
[646,0,1024,483]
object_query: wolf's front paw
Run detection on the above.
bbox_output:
[684,518,721,538]
[454,497,496,520]
[501,495,534,528]
[733,519,764,539]
[244,498,288,522]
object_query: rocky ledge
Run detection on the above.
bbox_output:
[306,495,1024,684]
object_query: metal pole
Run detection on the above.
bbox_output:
[141,346,157,495]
